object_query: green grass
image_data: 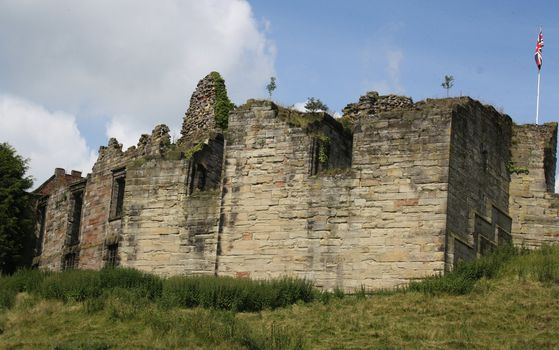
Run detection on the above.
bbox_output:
[1,245,559,349]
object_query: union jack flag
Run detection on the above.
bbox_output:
[535,30,544,70]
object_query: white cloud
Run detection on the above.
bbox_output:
[292,102,308,112]
[370,49,404,94]
[0,95,97,186]
[0,0,275,148]
[360,21,405,95]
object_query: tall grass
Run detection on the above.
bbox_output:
[0,268,315,312]
[407,244,520,295]
[2,244,558,312]
[159,275,314,312]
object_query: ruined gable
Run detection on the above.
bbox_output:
[179,71,234,146]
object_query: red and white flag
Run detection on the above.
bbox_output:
[535,30,544,70]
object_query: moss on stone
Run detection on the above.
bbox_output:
[183,142,204,160]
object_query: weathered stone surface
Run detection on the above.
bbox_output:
[509,123,559,247]
[31,74,559,291]
[342,91,414,123]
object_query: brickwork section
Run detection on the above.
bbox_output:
[179,73,218,146]
[509,123,559,247]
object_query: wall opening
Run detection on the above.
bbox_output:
[310,137,330,175]
[544,145,556,193]
[35,201,47,256]
[189,163,208,194]
[68,190,84,246]
[105,243,119,268]
[110,169,126,220]
[63,252,78,270]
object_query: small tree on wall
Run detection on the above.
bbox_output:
[441,75,454,97]
[266,77,276,99]
[305,97,328,113]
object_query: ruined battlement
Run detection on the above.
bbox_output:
[31,73,558,290]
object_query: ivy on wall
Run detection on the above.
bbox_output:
[210,71,235,130]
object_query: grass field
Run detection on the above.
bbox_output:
[1,245,559,349]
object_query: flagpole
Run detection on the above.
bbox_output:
[536,69,540,125]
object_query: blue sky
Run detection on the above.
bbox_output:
[251,0,558,123]
[0,0,557,186]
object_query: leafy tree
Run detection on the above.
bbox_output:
[266,77,277,99]
[0,143,34,274]
[441,75,454,97]
[305,97,328,113]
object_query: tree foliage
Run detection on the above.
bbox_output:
[0,143,34,274]
[305,97,328,113]
[441,75,454,97]
[266,76,276,99]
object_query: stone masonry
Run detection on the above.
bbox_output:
[31,73,559,291]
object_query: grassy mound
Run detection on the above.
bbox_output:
[1,245,559,349]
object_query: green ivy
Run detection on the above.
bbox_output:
[507,161,529,175]
[210,72,235,130]
[317,135,330,164]
[183,142,204,160]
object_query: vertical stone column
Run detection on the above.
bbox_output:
[509,123,559,247]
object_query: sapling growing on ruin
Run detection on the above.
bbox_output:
[305,97,328,113]
[441,75,454,97]
[266,76,276,99]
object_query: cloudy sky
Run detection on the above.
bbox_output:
[0,0,558,191]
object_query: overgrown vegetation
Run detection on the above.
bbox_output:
[210,71,235,130]
[0,268,313,313]
[507,160,530,175]
[2,246,559,348]
[316,135,330,164]
[304,97,328,113]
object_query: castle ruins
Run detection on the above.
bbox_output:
[31,73,559,290]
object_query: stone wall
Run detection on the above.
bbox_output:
[179,73,218,146]
[349,100,452,288]
[31,72,559,291]
[445,99,513,267]
[32,168,84,269]
[509,123,559,247]
[120,135,224,275]
[78,138,133,270]
[217,99,451,290]
[342,91,413,123]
